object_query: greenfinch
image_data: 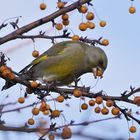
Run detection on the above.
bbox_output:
[20,41,108,86]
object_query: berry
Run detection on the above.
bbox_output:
[86,21,95,29]
[101,39,109,46]
[61,127,72,139]
[55,23,63,30]
[133,96,140,105]
[95,96,103,104]
[79,22,87,31]
[51,110,61,118]
[129,6,136,14]
[81,103,88,110]
[106,100,114,107]
[56,95,64,103]
[73,89,81,97]
[99,20,106,27]
[43,110,49,115]
[129,126,137,133]
[40,101,50,111]
[62,13,69,21]
[101,107,109,115]
[32,107,40,115]
[28,118,35,125]
[57,2,65,9]
[40,3,46,10]
[72,35,80,41]
[30,81,38,88]
[111,107,120,115]
[86,12,94,20]
[62,20,69,26]
[88,99,95,106]
[18,97,25,104]
[80,5,88,13]
[94,106,101,113]
[32,50,39,58]
[48,133,55,140]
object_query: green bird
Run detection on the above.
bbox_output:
[20,41,108,86]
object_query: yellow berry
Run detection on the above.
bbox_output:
[129,6,136,14]
[28,118,35,125]
[99,20,106,27]
[18,97,25,104]
[111,107,120,115]
[55,23,63,30]
[86,12,94,20]
[32,107,40,115]
[40,3,46,10]
[43,110,50,115]
[86,21,95,29]
[40,101,50,112]
[129,126,137,133]
[72,35,80,41]
[101,39,109,46]
[79,22,87,31]
[32,50,39,58]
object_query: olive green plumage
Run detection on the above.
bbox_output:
[20,41,108,86]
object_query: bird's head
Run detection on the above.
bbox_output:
[85,46,108,79]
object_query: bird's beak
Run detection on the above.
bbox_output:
[92,67,103,79]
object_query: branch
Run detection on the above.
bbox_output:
[0,0,91,45]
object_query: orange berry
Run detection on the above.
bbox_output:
[94,106,101,113]
[86,21,95,29]
[61,127,72,139]
[56,95,64,103]
[80,5,88,13]
[32,50,39,58]
[73,89,81,97]
[55,23,63,30]
[40,101,50,111]
[30,81,38,88]
[2,69,11,77]
[72,35,80,41]
[51,110,61,118]
[86,12,94,20]
[28,118,35,125]
[62,20,69,26]
[18,97,25,104]
[88,99,95,106]
[101,107,109,115]
[129,6,136,14]
[95,96,103,104]
[40,3,46,10]
[81,103,88,110]
[111,107,120,115]
[32,107,40,115]
[0,65,8,73]
[129,126,137,133]
[57,2,65,9]
[133,96,140,105]
[106,100,114,107]
[101,39,109,46]
[48,133,55,140]
[62,13,69,21]
[43,110,50,115]
[99,20,106,27]
[79,22,87,31]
